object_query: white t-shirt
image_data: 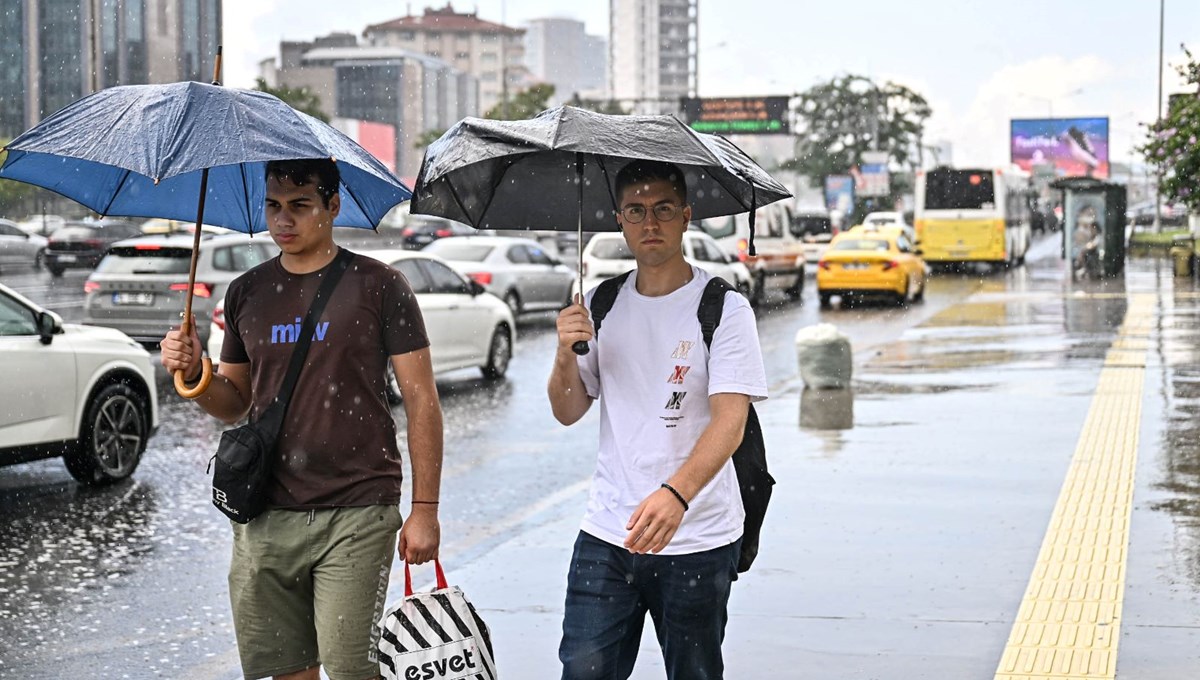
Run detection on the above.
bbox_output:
[577,266,768,554]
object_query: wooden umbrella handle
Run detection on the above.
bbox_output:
[173,315,213,398]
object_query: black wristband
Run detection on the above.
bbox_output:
[660,483,689,512]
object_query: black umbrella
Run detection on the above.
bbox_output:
[411,105,791,354]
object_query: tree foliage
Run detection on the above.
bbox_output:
[786,74,931,207]
[566,94,628,116]
[484,83,556,120]
[1140,46,1200,212]
[254,78,330,123]
[0,141,37,216]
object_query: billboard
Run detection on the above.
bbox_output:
[852,151,890,197]
[824,175,855,218]
[681,96,790,135]
[1010,117,1109,179]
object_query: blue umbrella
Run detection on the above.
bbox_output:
[0,59,410,396]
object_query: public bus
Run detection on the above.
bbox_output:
[914,167,1033,267]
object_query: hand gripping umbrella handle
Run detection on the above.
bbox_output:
[174,316,213,399]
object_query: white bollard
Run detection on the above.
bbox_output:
[794,323,852,389]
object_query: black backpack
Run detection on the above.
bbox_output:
[589,271,774,573]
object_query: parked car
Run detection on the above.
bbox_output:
[816,229,926,307]
[398,217,475,250]
[580,230,755,298]
[82,233,278,346]
[16,213,66,237]
[422,235,576,315]
[0,282,159,485]
[0,218,48,270]
[44,220,143,276]
[206,251,518,402]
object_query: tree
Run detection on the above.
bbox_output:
[1140,46,1200,214]
[566,94,628,116]
[785,74,931,219]
[414,129,448,149]
[0,140,36,216]
[483,83,556,120]
[254,78,330,122]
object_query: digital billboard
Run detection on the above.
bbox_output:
[1010,117,1109,179]
[681,96,791,135]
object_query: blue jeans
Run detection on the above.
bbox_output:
[559,531,741,680]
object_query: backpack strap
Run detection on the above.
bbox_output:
[588,270,633,338]
[698,277,733,349]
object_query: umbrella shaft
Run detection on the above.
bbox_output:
[182,167,211,334]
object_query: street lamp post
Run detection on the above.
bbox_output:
[1153,0,1165,234]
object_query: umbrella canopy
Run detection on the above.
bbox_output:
[0,81,410,232]
[411,105,790,232]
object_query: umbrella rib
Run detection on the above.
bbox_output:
[471,157,518,228]
[99,168,133,218]
[594,157,621,221]
[340,176,375,230]
[445,179,478,228]
[240,163,253,234]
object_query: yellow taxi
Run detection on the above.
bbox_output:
[816,227,926,307]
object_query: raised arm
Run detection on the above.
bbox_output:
[547,295,595,425]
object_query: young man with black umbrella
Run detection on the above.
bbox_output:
[548,159,768,679]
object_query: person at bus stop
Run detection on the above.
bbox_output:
[548,159,768,679]
[160,158,444,680]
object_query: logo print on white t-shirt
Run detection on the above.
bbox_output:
[664,392,686,410]
[671,341,695,359]
[668,365,690,385]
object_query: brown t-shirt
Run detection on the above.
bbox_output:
[221,248,429,509]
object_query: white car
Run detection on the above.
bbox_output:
[0,218,49,270]
[423,235,575,315]
[862,211,917,242]
[0,283,159,485]
[580,230,755,297]
[207,250,516,403]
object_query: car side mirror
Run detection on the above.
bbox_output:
[36,310,61,345]
[913,249,924,257]
[468,280,485,296]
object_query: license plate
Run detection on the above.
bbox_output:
[113,292,154,306]
[58,254,76,262]
[842,262,869,270]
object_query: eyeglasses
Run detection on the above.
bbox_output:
[618,203,684,224]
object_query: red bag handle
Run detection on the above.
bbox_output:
[404,559,448,597]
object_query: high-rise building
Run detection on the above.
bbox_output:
[363,3,525,115]
[524,18,606,106]
[0,0,221,139]
[609,0,697,114]
[266,36,479,180]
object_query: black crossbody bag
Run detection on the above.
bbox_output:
[210,248,354,523]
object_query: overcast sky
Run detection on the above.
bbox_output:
[224,0,1200,168]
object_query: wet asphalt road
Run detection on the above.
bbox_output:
[5,233,1197,678]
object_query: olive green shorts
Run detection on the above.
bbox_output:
[229,505,402,680]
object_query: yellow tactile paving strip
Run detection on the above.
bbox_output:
[994,295,1154,680]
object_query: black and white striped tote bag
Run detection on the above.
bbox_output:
[378,560,497,680]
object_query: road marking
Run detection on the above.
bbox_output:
[994,295,1154,680]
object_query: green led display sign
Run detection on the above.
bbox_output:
[681,96,791,136]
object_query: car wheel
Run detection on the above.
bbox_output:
[819,292,832,309]
[64,382,148,485]
[34,248,45,270]
[736,279,752,299]
[749,271,766,307]
[48,263,64,277]
[503,290,522,316]
[481,324,512,380]
[897,279,911,307]
[912,278,926,303]
[384,365,403,405]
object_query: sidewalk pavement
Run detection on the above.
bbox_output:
[392,254,1200,679]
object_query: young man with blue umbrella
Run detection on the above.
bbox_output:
[162,158,443,680]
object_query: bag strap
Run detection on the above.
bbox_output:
[404,559,449,596]
[698,277,732,349]
[588,270,632,338]
[271,248,354,417]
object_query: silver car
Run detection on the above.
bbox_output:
[423,235,576,316]
[83,233,278,345]
[0,218,48,271]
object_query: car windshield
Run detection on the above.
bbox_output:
[51,226,99,241]
[424,242,493,262]
[97,246,193,274]
[832,238,890,252]
[589,238,634,260]
[792,216,831,237]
